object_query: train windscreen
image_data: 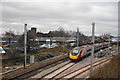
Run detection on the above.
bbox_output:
[71,50,79,56]
[71,47,83,56]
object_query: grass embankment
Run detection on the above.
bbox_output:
[37,46,72,56]
[90,51,120,78]
[2,54,68,79]
[2,46,72,70]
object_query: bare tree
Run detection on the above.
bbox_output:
[17,31,38,53]
[2,30,15,38]
[48,27,70,37]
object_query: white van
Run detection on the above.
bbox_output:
[0,47,5,53]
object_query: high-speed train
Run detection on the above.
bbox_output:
[69,42,116,61]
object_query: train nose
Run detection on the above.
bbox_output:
[69,56,78,60]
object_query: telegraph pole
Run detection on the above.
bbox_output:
[77,27,79,47]
[108,33,111,56]
[90,22,95,75]
[63,31,65,54]
[108,33,111,48]
[24,24,27,68]
[50,32,51,48]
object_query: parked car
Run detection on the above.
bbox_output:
[40,44,50,48]
[0,46,5,54]
[40,43,58,49]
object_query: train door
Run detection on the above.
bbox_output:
[81,48,87,57]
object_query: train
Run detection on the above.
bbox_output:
[69,41,117,61]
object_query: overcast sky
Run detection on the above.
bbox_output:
[1,0,119,36]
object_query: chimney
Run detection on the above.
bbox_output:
[31,27,37,34]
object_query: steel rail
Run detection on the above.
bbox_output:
[57,57,112,79]
[69,58,111,79]
[41,62,76,80]
[2,55,68,80]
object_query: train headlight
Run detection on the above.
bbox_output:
[69,55,78,60]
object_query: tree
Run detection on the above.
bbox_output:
[2,30,17,53]
[17,31,38,52]
[99,34,113,42]
[2,30,15,38]
[48,27,70,37]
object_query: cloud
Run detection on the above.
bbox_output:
[1,0,119,2]
[1,1,118,36]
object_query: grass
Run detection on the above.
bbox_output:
[90,51,119,78]
[2,46,72,72]
[37,46,72,55]
[2,54,68,79]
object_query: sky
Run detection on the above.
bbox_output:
[0,0,119,36]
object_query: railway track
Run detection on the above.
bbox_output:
[2,55,68,80]
[27,60,76,80]
[3,47,117,80]
[29,54,94,79]
[59,57,111,79]
[41,62,75,79]
[37,56,112,80]
[24,47,117,80]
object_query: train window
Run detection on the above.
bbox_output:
[73,47,83,50]
[71,50,79,56]
[71,47,83,56]
[72,50,79,53]
[87,48,91,52]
